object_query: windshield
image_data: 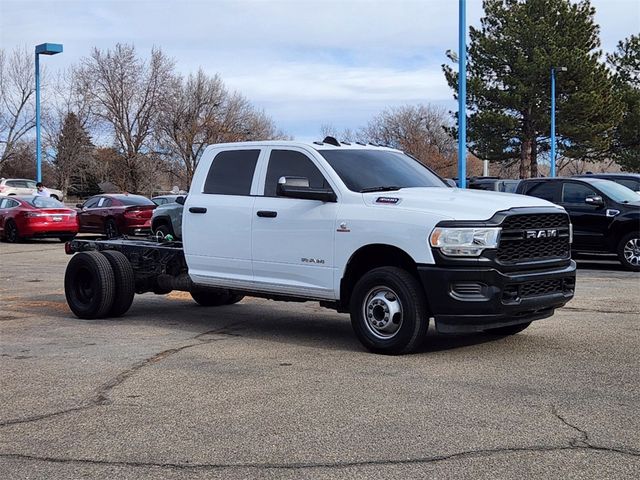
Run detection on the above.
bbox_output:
[319,149,447,192]
[593,180,640,204]
[29,196,65,208]
[116,195,155,206]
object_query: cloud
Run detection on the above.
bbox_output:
[1,0,637,139]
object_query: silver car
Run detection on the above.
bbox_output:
[151,195,184,238]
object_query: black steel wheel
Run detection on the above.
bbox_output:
[350,267,429,355]
[4,220,21,243]
[190,289,235,306]
[105,219,119,239]
[64,251,115,319]
[618,232,640,272]
[101,250,135,316]
[484,322,532,336]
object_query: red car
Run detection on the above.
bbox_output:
[0,195,78,243]
[76,194,156,238]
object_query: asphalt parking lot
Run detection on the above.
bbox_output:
[1,241,639,479]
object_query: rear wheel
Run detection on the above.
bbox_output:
[105,219,119,239]
[101,250,135,316]
[4,220,21,243]
[190,289,238,307]
[64,251,115,319]
[618,232,640,272]
[484,322,532,336]
[350,267,429,355]
[154,223,172,237]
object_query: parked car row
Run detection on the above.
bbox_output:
[0,193,179,243]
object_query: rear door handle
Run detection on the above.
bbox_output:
[189,207,207,214]
[257,210,277,218]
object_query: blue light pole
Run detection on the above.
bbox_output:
[35,43,63,182]
[550,66,566,178]
[458,0,467,188]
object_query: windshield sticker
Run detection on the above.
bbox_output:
[376,197,400,204]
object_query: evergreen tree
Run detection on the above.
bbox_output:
[54,112,95,196]
[607,34,640,172]
[443,0,623,178]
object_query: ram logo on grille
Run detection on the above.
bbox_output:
[525,229,558,239]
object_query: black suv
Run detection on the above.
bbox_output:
[468,177,521,193]
[516,178,640,271]
[573,173,640,194]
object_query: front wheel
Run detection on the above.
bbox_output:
[350,267,429,355]
[618,232,640,272]
[4,220,21,243]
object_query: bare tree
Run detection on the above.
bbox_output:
[76,44,175,192]
[360,104,458,175]
[158,70,287,184]
[0,47,37,172]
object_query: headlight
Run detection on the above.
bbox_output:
[429,227,501,257]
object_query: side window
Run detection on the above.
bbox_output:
[84,197,100,209]
[97,197,106,207]
[5,180,19,187]
[0,199,6,208]
[203,149,260,195]
[525,182,558,202]
[562,183,597,204]
[6,199,19,208]
[264,150,329,197]
[154,198,166,205]
[102,198,113,207]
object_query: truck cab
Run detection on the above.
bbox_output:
[181,140,576,352]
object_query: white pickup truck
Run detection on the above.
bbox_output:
[63,138,576,354]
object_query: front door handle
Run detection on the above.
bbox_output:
[257,210,277,218]
[189,207,207,214]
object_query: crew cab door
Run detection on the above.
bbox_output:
[252,148,338,299]
[559,181,613,250]
[183,149,261,287]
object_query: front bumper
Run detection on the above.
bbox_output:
[417,261,576,333]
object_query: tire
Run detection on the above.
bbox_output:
[4,220,21,243]
[105,219,119,239]
[59,235,76,242]
[190,289,235,307]
[225,294,244,305]
[617,232,640,272]
[154,223,172,237]
[101,250,135,317]
[484,322,532,336]
[350,267,429,355]
[64,251,116,319]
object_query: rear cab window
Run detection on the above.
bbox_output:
[204,150,260,195]
[523,182,560,202]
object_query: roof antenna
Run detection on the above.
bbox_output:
[322,136,340,147]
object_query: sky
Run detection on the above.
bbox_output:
[1,0,639,141]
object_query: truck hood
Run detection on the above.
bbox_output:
[363,187,563,221]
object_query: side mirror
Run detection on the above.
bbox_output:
[585,195,604,207]
[277,176,337,202]
[175,196,185,205]
[75,203,84,209]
